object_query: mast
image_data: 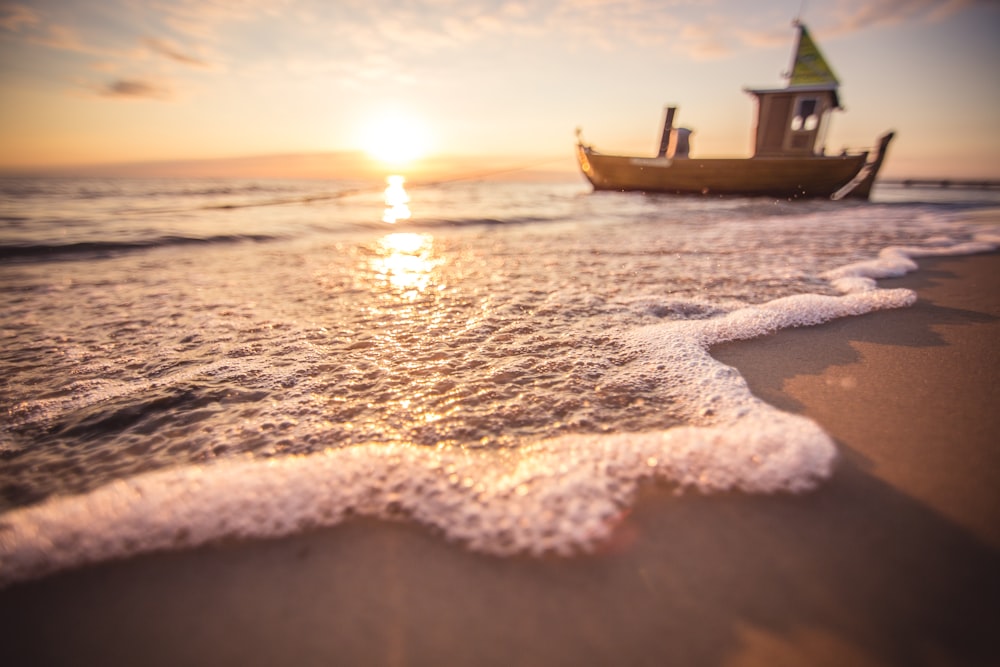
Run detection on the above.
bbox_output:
[657,107,676,158]
[786,20,803,82]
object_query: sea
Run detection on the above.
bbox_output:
[1,175,998,586]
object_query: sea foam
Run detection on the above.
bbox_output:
[1,234,996,588]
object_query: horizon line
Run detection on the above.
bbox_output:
[0,151,997,185]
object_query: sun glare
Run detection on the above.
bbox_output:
[362,112,431,165]
[383,175,411,224]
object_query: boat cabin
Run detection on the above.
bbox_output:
[745,84,839,156]
[745,22,842,158]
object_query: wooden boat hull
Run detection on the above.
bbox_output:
[576,145,869,199]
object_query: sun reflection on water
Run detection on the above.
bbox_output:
[382,175,411,224]
[363,230,451,436]
[371,232,439,298]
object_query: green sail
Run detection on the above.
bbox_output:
[789,24,840,87]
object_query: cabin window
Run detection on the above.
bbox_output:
[791,97,819,132]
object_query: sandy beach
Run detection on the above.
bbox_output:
[2,250,998,667]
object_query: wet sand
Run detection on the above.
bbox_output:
[1,252,998,667]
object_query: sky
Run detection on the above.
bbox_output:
[1,0,999,179]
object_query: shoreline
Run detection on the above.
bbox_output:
[2,251,999,666]
[713,251,1000,551]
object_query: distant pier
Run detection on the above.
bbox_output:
[880,178,1000,190]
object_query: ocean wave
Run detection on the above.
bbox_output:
[2,232,994,588]
[407,214,569,228]
[0,233,282,261]
[299,214,572,235]
[0,178,307,200]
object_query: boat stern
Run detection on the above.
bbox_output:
[835,131,896,200]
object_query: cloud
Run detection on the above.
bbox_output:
[735,26,795,49]
[0,11,91,53]
[0,3,40,31]
[6,0,989,101]
[32,23,89,51]
[2,2,217,66]
[675,20,736,60]
[154,0,287,40]
[96,77,172,100]
[143,36,211,68]
[659,0,991,61]
[2,8,119,57]
[822,0,986,36]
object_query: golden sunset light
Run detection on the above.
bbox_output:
[3,4,1000,665]
[361,112,432,167]
[0,1,998,179]
[382,174,412,223]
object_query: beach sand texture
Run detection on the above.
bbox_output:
[1,252,998,667]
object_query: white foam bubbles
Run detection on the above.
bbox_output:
[823,236,998,292]
[0,403,834,587]
[1,232,996,588]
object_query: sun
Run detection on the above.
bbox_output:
[361,111,431,166]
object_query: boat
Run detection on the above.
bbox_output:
[575,22,894,200]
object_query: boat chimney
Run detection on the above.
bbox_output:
[657,106,676,157]
[672,128,692,158]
